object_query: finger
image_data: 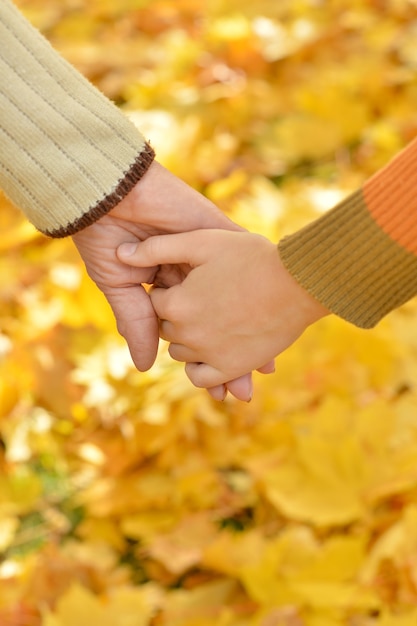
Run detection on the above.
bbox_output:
[151,288,194,344]
[185,361,229,390]
[149,286,177,323]
[117,231,217,269]
[159,320,188,345]
[153,262,190,288]
[186,363,254,402]
[207,385,228,401]
[104,284,159,371]
[257,360,275,375]
[225,373,253,402]
[168,342,196,363]
[158,318,175,342]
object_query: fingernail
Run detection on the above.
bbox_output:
[219,385,228,401]
[118,242,137,257]
[248,382,254,402]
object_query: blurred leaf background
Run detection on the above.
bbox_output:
[2,0,417,624]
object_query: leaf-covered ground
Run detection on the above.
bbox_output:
[2,1,417,624]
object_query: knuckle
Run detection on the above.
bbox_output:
[163,295,182,322]
[185,364,208,388]
[143,235,165,265]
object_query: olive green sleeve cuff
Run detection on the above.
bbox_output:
[0,0,154,237]
[278,189,417,328]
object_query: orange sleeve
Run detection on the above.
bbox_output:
[278,137,417,328]
[363,137,417,256]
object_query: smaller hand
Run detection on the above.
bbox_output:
[118,229,328,390]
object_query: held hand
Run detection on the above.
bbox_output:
[117,230,329,389]
[72,161,258,400]
[73,161,242,369]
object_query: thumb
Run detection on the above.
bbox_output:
[117,231,215,269]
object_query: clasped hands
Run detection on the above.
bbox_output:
[73,162,327,401]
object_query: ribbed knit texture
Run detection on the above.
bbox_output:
[278,181,417,328]
[0,0,155,237]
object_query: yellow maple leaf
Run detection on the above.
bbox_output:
[202,528,266,579]
[255,399,369,527]
[42,583,161,626]
[162,579,238,626]
[147,513,218,576]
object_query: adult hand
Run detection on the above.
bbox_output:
[117,229,329,389]
[72,161,266,401]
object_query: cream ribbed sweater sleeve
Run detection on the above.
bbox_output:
[0,0,154,237]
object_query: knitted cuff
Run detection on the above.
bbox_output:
[278,189,417,328]
[46,143,155,238]
[0,0,155,237]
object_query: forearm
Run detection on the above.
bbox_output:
[0,0,154,237]
[278,137,417,328]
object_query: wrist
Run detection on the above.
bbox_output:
[275,249,330,325]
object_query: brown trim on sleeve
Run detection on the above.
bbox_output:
[45,143,155,238]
